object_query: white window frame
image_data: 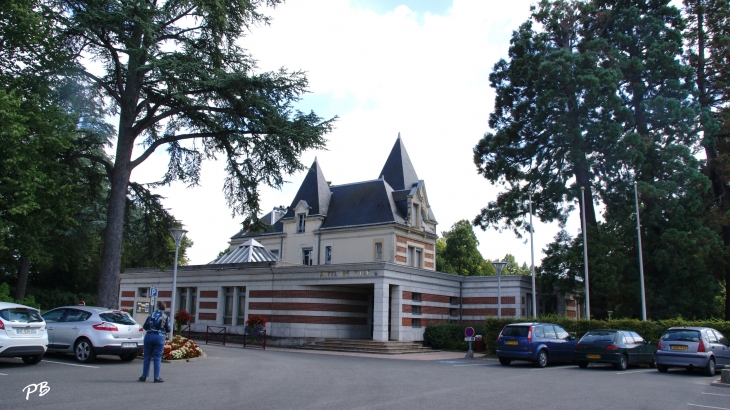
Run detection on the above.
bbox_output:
[324,246,332,264]
[375,242,382,261]
[297,214,306,233]
[302,248,313,265]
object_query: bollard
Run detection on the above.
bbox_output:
[722,369,730,384]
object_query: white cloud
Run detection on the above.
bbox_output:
[134,0,583,266]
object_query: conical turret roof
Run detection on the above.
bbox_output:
[285,158,331,216]
[379,134,420,191]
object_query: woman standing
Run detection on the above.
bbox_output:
[139,301,171,383]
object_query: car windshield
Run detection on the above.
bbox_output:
[661,329,701,342]
[580,331,617,343]
[99,312,137,325]
[502,326,530,337]
[0,308,44,323]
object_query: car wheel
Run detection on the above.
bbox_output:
[534,350,548,368]
[657,364,668,373]
[614,354,628,371]
[119,352,137,362]
[649,354,657,369]
[74,338,96,363]
[578,361,588,369]
[498,357,511,366]
[703,358,716,377]
[21,354,43,365]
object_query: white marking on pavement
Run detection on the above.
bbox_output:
[702,392,730,397]
[687,404,730,410]
[453,364,482,367]
[615,369,656,375]
[0,372,7,375]
[41,360,99,369]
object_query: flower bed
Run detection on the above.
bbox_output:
[163,335,203,360]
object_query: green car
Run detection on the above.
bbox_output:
[575,329,658,370]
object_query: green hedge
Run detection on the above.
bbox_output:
[423,315,730,354]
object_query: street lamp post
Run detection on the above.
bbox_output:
[169,228,188,339]
[492,260,507,318]
[581,186,590,320]
[528,191,537,318]
[634,181,647,321]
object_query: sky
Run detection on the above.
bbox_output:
[132,0,583,265]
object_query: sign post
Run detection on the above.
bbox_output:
[464,327,476,359]
[150,287,158,311]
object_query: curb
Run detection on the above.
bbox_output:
[711,379,730,389]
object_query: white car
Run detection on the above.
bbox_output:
[0,302,48,364]
[42,306,144,363]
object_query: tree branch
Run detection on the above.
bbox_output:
[66,153,114,180]
[130,131,243,169]
[76,69,121,103]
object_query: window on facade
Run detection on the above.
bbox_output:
[450,308,458,317]
[412,318,421,328]
[412,292,421,302]
[412,305,421,315]
[375,242,382,261]
[415,249,422,268]
[297,214,306,233]
[138,288,148,297]
[325,246,332,264]
[236,287,246,326]
[223,287,234,325]
[271,249,279,260]
[450,297,458,305]
[302,248,313,266]
[189,287,197,323]
[177,287,187,313]
[407,246,415,266]
[412,203,420,227]
[177,287,197,323]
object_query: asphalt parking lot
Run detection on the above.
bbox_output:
[1,345,728,410]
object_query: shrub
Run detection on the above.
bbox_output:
[423,323,486,350]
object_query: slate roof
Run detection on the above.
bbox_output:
[379,134,420,191]
[319,179,405,229]
[282,157,331,218]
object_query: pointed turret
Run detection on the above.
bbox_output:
[379,134,420,191]
[286,158,331,216]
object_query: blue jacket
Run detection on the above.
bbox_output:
[144,310,171,336]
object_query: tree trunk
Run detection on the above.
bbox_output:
[14,256,30,301]
[97,127,135,308]
[574,165,598,227]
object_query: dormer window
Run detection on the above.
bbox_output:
[297,214,306,233]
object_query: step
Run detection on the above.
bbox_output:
[296,338,436,355]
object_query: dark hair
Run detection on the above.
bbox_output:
[156,301,166,311]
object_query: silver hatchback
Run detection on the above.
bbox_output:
[655,326,730,376]
[42,306,144,363]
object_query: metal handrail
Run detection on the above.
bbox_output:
[206,325,227,346]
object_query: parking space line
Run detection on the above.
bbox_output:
[453,364,482,367]
[702,392,730,397]
[41,360,99,369]
[688,404,730,410]
[0,372,7,376]
[615,369,656,375]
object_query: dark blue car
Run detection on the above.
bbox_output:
[496,322,577,368]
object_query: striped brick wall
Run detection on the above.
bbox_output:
[197,290,218,322]
[395,235,436,270]
[247,289,369,325]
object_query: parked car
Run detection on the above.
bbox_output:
[655,326,730,376]
[574,329,657,370]
[496,322,577,368]
[0,302,47,364]
[42,306,144,363]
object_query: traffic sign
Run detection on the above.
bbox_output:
[465,327,475,338]
[464,337,475,342]
[150,287,158,297]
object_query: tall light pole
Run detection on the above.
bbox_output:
[634,181,647,321]
[581,186,590,320]
[169,228,188,339]
[492,260,507,318]
[529,191,537,317]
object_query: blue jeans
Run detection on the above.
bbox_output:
[141,333,165,379]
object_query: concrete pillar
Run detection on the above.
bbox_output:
[389,285,402,341]
[372,281,389,341]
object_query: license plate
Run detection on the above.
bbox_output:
[506,341,518,345]
[587,354,601,359]
[671,345,687,351]
[17,329,35,334]
[121,342,137,348]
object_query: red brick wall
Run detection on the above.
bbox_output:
[462,296,516,305]
[199,301,217,309]
[249,290,368,301]
[121,291,135,297]
[120,300,134,307]
[268,315,367,325]
[200,290,218,298]
[422,306,450,315]
[402,317,412,326]
[395,255,406,262]
[199,313,216,321]
[402,304,412,313]
[402,291,453,304]
[461,308,516,316]
[566,300,576,307]
[249,302,368,313]
[158,291,172,297]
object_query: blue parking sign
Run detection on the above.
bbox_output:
[150,287,158,297]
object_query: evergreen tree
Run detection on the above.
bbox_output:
[437,220,492,276]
